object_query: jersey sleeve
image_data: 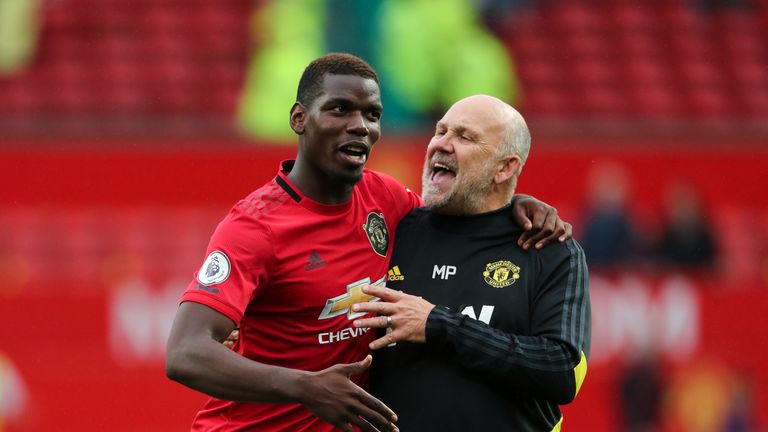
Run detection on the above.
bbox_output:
[180,205,274,325]
[424,239,591,404]
[369,170,423,223]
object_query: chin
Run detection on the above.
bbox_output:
[423,192,449,209]
[336,170,364,186]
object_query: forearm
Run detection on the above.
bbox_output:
[426,306,581,404]
[166,336,307,403]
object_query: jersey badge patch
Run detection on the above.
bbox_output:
[482,260,520,288]
[363,212,389,257]
[196,251,231,286]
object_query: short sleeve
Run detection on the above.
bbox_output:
[181,206,274,324]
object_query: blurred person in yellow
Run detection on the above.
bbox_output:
[236,0,518,140]
[376,0,518,132]
[0,0,40,75]
[663,360,757,432]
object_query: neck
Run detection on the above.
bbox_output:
[287,157,355,204]
[472,183,515,213]
[433,186,514,216]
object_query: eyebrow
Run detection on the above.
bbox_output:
[323,97,383,112]
[437,121,480,137]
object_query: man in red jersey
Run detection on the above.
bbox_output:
[166,53,570,432]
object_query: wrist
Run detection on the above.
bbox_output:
[272,367,311,403]
[425,305,453,345]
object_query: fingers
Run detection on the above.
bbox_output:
[223,329,239,349]
[368,332,397,350]
[352,394,399,431]
[346,414,398,432]
[560,222,573,242]
[360,388,398,423]
[338,354,372,377]
[511,202,533,233]
[521,210,574,249]
[532,209,558,249]
[354,381,398,429]
[361,284,400,300]
[353,315,389,329]
[517,210,550,250]
[516,207,547,249]
[331,380,398,432]
[352,298,396,317]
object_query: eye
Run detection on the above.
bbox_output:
[435,129,446,136]
[461,135,473,141]
[367,110,382,121]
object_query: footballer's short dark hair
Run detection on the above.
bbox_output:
[296,53,379,107]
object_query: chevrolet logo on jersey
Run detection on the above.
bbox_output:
[387,266,404,281]
[483,260,520,288]
[318,276,385,320]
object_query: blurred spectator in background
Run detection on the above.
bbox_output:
[236,0,518,140]
[657,181,718,269]
[723,374,757,432]
[0,0,40,75]
[581,162,638,269]
[618,348,664,432]
[662,361,758,432]
[695,0,753,11]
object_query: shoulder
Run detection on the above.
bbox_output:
[213,180,292,247]
[396,207,431,232]
[235,180,294,220]
[360,169,411,197]
[534,238,587,271]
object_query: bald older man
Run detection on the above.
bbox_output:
[352,95,591,431]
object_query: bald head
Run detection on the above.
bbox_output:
[449,95,530,167]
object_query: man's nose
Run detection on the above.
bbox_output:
[346,112,369,136]
[429,132,454,154]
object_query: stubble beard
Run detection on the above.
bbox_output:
[421,160,495,215]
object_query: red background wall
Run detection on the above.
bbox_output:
[1,138,766,431]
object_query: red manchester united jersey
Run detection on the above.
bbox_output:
[180,160,422,431]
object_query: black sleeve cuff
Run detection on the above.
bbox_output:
[425,305,463,346]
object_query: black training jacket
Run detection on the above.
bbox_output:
[371,205,591,432]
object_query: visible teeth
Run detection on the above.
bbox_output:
[433,163,452,172]
[342,146,365,156]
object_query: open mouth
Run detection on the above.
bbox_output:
[430,162,457,185]
[338,142,369,166]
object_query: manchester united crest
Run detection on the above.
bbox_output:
[363,212,389,257]
[483,260,520,288]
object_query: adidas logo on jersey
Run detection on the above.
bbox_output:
[305,250,327,271]
[387,266,405,281]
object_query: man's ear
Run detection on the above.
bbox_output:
[290,102,306,135]
[494,155,521,185]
